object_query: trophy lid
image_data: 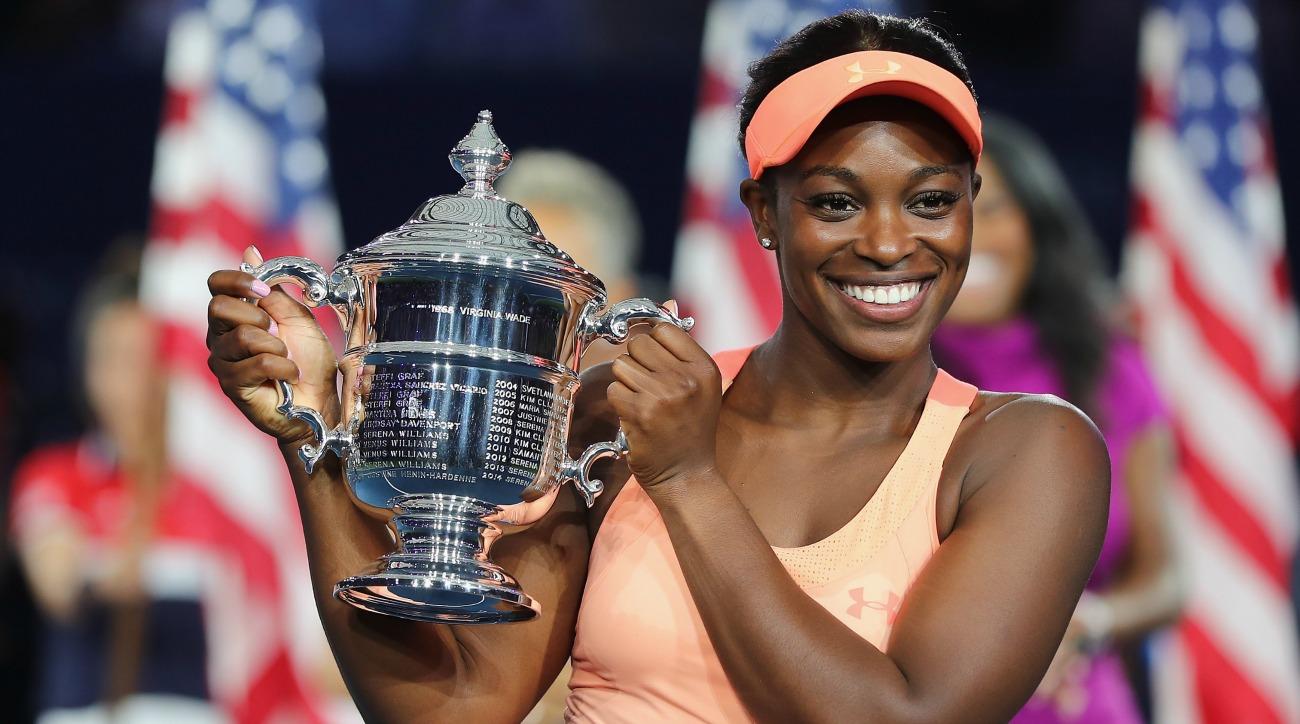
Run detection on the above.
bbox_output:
[338,110,605,298]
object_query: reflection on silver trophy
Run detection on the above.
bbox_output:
[244,110,692,623]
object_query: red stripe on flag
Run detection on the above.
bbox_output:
[152,197,265,256]
[160,320,212,370]
[1175,427,1290,593]
[161,88,197,127]
[1181,618,1284,724]
[1257,122,1279,177]
[238,648,323,724]
[1133,195,1298,439]
[1273,257,1295,310]
[180,478,284,595]
[682,186,723,227]
[697,68,737,110]
[1138,80,1174,125]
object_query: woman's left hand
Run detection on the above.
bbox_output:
[606,307,722,492]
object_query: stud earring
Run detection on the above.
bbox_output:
[760,237,775,249]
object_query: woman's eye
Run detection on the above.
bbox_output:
[810,194,859,214]
[910,191,961,215]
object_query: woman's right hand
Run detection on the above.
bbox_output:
[206,246,340,446]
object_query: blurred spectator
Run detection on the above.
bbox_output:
[497,148,660,367]
[8,241,222,723]
[933,115,1185,723]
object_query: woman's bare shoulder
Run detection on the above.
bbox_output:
[952,390,1110,510]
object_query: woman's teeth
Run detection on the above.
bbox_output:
[835,280,923,305]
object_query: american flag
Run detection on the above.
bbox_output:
[671,0,902,352]
[140,0,346,721]
[1121,1,1300,722]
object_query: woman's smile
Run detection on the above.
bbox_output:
[826,275,936,323]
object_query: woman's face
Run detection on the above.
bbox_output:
[943,156,1035,325]
[84,302,166,456]
[743,97,978,362]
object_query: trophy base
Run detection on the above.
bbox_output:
[334,558,540,624]
[333,495,541,624]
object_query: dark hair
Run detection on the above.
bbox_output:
[70,238,144,419]
[737,11,975,157]
[72,239,143,356]
[979,114,1112,414]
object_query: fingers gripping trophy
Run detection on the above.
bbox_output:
[243,110,692,623]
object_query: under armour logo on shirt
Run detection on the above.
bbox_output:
[847,587,902,624]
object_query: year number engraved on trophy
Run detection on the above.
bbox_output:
[480,377,556,486]
[483,378,519,478]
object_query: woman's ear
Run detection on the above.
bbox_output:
[739,178,777,247]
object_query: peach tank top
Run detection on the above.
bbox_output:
[565,348,978,723]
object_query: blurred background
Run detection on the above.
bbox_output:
[2,0,1298,722]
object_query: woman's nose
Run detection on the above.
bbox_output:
[850,205,917,267]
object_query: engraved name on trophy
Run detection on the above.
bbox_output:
[243,110,692,623]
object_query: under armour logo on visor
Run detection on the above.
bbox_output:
[846,588,903,624]
[846,59,903,83]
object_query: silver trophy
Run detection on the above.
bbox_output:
[244,110,692,624]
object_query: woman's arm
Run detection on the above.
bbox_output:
[608,324,1110,724]
[16,522,84,622]
[11,454,159,621]
[1034,423,1182,703]
[207,251,588,723]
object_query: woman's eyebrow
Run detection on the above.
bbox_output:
[798,164,960,183]
[800,164,859,182]
[910,164,961,181]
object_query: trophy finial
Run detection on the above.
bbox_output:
[450,109,511,196]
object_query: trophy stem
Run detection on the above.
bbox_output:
[334,494,540,624]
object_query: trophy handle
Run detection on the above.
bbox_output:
[569,299,692,506]
[579,298,694,344]
[273,379,352,473]
[241,256,358,473]
[559,429,629,508]
[241,255,360,310]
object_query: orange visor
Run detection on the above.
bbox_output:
[745,50,982,179]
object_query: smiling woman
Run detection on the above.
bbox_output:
[202,9,1110,724]
[559,13,1110,722]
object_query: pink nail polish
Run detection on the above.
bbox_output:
[250,280,271,298]
[249,245,264,264]
[268,321,278,336]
